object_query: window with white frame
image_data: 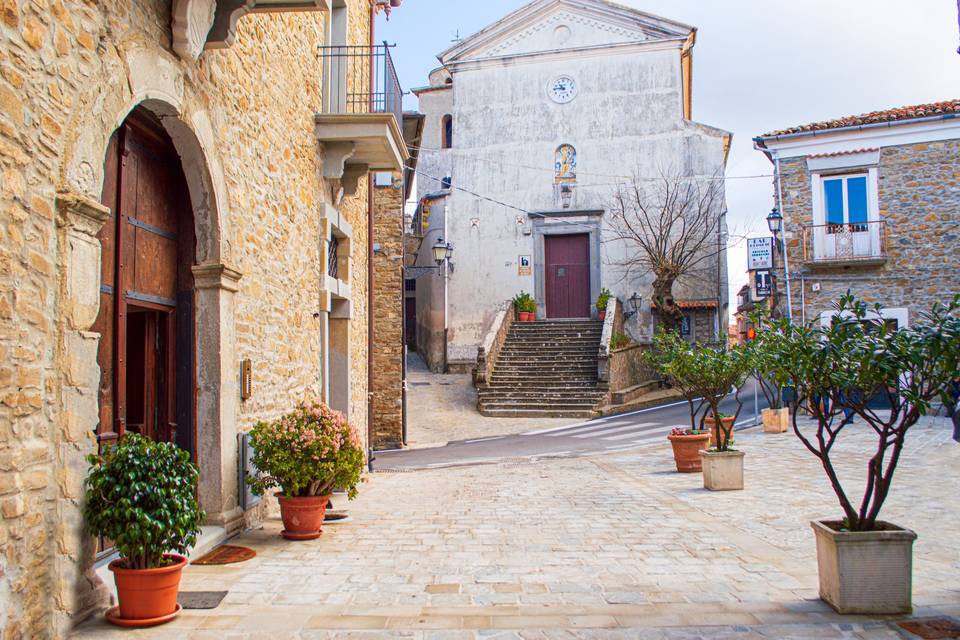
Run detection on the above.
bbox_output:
[823,174,870,231]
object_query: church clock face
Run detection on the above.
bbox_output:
[548,75,577,104]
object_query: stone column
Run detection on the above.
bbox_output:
[54,192,112,635]
[191,263,244,534]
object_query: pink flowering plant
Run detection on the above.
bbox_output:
[247,399,365,499]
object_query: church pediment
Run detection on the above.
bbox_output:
[440,0,694,64]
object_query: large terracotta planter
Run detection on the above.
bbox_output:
[667,433,710,473]
[811,519,917,614]
[762,407,790,433]
[108,553,186,626]
[704,414,735,447]
[699,449,744,491]
[519,311,534,322]
[278,494,331,540]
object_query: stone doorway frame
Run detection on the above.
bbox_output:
[529,210,604,320]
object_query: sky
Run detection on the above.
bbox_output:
[378,1,960,318]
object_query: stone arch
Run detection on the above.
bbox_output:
[58,46,243,531]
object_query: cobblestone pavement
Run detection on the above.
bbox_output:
[404,353,576,448]
[73,417,959,638]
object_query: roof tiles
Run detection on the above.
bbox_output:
[760,99,960,138]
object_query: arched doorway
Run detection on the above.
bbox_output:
[91,106,196,456]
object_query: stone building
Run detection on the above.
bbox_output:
[0,0,408,636]
[755,100,960,327]
[411,0,731,374]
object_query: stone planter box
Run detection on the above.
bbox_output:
[762,407,790,433]
[811,519,917,614]
[699,450,744,491]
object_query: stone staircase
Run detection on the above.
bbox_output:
[477,320,606,418]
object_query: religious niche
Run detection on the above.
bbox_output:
[554,144,577,183]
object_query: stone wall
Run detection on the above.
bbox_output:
[371,174,404,450]
[776,139,960,325]
[0,1,375,637]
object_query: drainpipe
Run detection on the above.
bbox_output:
[366,3,376,471]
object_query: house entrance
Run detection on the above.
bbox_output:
[544,233,591,319]
[92,107,196,455]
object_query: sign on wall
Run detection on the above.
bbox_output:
[747,237,773,271]
[754,270,772,298]
[518,255,531,276]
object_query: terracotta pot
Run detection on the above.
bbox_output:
[109,553,186,623]
[520,312,535,322]
[704,414,735,447]
[278,494,330,540]
[667,432,710,473]
[598,311,607,321]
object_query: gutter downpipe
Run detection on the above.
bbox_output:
[773,154,794,324]
[366,3,376,471]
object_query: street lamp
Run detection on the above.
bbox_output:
[766,206,783,238]
[431,238,453,266]
[624,292,642,318]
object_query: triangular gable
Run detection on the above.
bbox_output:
[439,0,694,64]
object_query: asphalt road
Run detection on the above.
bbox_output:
[375,382,769,471]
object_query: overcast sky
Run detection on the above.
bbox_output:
[379,1,960,317]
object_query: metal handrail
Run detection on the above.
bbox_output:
[318,42,403,124]
[801,220,888,262]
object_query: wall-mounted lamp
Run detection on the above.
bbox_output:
[559,184,574,209]
[766,206,783,238]
[624,292,642,319]
[431,238,453,265]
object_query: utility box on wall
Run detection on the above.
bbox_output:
[238,432,262,510]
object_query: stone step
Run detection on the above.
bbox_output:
[496,357,598,365]
[490,373,599,381]
[479,401,600,412]
[478,407,598,418]
[494,364,598,372]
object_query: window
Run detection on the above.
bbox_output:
[327,235,339,279]
[441,115,453,149]
[823,174,869,230]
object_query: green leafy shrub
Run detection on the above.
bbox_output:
[756,294,960,531]
[610,332,631,349]
[512,291,536,314]
[247,399,365,500]
[596,288,612,312]
[647,331,751,450]
[83,434,204,570]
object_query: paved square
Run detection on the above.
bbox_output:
[73,417,959,638]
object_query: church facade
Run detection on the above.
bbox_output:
[411,0,731,372]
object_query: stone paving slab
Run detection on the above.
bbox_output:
[72,417,959,638]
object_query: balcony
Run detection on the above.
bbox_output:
[801,220,888,267]
[315,43,408,194]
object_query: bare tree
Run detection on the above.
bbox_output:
[606,171,726,333]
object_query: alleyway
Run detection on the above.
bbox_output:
[74,417,958,638]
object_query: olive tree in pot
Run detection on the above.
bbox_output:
[648,331,710,473]
[83,434,203,627]
[247,399,364,540]
[744,310,790,433]
[758,294,960,614]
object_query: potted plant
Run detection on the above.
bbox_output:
[596,288,612,321]
[512,291,536,321]
[757,294,960,614]
[83,434,203,627]
[747,309,790,433]
[666,426,711,473]
[649,332,709,472]
[247,399,365,540]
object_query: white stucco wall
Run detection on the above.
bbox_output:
[415,7,730,366]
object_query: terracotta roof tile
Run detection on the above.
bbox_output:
[807,147,879,159]
[651,300,718,310]
[760,99,960,138]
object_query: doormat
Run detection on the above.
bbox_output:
[178,591,228,610]
[191,544,256,565]
[897,618,960,639]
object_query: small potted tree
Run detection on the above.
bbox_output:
[758,294,960,614]
[648,331,710,472]
[747,310,790,433]
[596,288,612,321]
[687,344,752,490]
[83,434,203,627]
[247,399,365,540]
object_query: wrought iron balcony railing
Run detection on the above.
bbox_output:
[801,220,888,264]
[318,42,402,125]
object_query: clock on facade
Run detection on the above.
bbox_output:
[548,75,577,104]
